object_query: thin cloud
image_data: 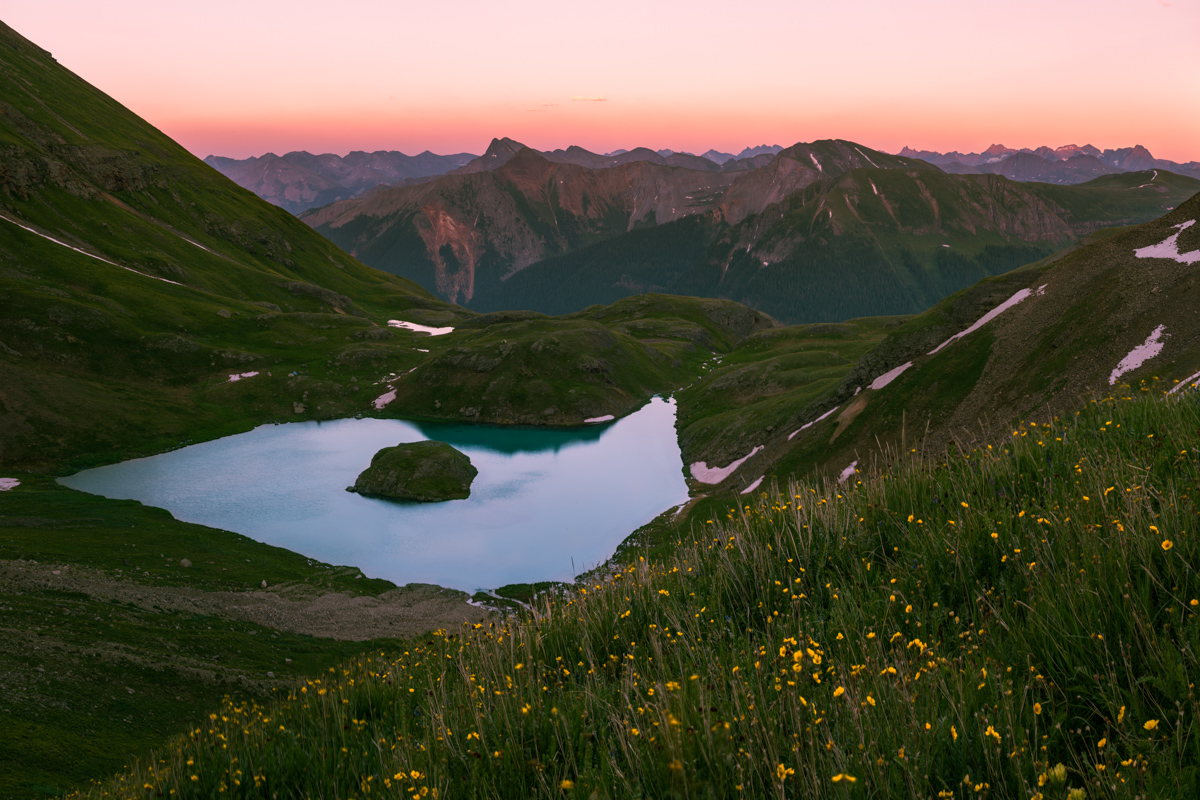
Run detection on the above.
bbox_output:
[572,96,606,102]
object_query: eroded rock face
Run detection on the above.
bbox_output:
[349,441,476,502]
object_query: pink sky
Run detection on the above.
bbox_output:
[6,0,1199,162]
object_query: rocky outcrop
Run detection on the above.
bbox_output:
[349,441,477,502]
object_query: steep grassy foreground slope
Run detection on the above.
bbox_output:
[76,388,1200,799]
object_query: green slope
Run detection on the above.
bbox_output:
[670,193,1200,503]
[0,20,462,469]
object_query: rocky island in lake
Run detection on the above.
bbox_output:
[348,441,477,502]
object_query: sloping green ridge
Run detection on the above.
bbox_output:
[674,193,1200,512]
[0,20,460,468]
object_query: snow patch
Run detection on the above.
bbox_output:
[838,461,858,484]
[227,371,259,382]
[1168,368,1200,395]
[869,362,913,391]
[373,389,397,410]
[0,478,19,491]
[1110,325,1169,386]
[789,406,840,440]
[584,414,614,423]
[1134,220,1200,265]
[179,236,214,253]
[741,476,764,495]
[690,445,763,485]
[870,181,879,195]
[0,214,184,286]
[929,285,1047,355]
[809,153,823,172]
[387,320,455,336]
[856,147,879,168]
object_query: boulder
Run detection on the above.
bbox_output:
[349,441,477,502]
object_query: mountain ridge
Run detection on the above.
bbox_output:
[303,138,1199,323]
[208,142,791,213]
[201,149,477,213]
[899,142,1200,183]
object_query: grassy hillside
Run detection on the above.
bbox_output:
[72,386,1200,798]
[668,193,1200,503]
[0,20,464,470]
[371,295,775,428]
[0,473,489,799]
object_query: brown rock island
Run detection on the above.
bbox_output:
[348,441,478,502]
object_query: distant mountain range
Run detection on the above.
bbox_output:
[202,150,477,214]
[205,144,787,213]
[897,143,1200,184]
[441,138,777,177]
[301,136,1199,323]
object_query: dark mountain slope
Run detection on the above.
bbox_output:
[466,151,1198,323]
[0,20,469,466]
[303,148,738,305]
[674,192,1200,497]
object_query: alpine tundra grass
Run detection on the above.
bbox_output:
[75,383,1200,798]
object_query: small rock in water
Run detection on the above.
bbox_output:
[180,558,192,568]
[349,440,477,502]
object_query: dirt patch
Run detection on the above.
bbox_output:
[830,394,870,442]
[0,560,488,640]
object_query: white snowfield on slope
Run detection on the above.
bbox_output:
[388,320,455,336]
[1135,220,1199,265]
[690,445,764,484]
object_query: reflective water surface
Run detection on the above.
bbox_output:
[60,398,687,591]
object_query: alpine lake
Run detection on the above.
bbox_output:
[59,397,688,592]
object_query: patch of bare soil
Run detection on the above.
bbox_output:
[0,559,488,640]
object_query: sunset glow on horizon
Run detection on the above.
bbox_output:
[7,0,1199,162]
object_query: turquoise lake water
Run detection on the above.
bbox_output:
[59,397,688,591]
